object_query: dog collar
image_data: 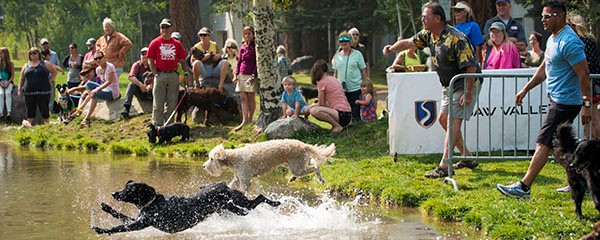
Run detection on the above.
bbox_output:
[141,195,157,209]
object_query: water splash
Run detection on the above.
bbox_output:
[115,194,384,239]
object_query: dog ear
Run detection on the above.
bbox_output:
[213,144,227,161]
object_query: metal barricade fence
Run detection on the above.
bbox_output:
[444,73,600,190]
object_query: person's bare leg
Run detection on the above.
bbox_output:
[521,143,552,187]
[218,61,229,92]
[234,92,250,131]
[247,92,256,123]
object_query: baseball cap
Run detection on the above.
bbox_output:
[86,38,97,45]
[40,38,49,45]
[140,47,149,54]
[490,22,506,31]
[160,18,172,27]
[171,32,181,40]
[197,27,212,36]
[496,0,510,3]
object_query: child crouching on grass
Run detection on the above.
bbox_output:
[280,76,310,119]
[355,79,377,122]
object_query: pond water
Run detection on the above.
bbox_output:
[0,143,469,239]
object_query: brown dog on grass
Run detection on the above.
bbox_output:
[177,88,239,126]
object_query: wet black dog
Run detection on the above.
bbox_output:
[92,181,280,234]
[147,123,190,144]
[553,123,600,219]
[177,88,239,126]
[52,83,77,124]
[298,86,318,104]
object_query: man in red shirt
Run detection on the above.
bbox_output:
[147,18,191,126]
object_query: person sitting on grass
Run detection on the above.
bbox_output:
[279,76,309,120]
[308,59,352,132]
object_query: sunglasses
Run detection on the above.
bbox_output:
[541,13,560,20]
[69,47,77,49]
[160,25,171,29]
[227,46,236,49]
[199,34,209,37]
[339,40,350,43]
[94,56,104,60]
[29,52,38,55]
[352,34,359,36]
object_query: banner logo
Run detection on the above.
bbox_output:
[415,100,437,129]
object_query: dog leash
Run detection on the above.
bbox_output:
[163,88,187,127]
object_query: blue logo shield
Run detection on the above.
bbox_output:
[414,100,437,129]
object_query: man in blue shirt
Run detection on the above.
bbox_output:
[496,0,591,199]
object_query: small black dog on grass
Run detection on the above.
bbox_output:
[92,181,280,234]
[553,123,600,219]
[147,123,190,144]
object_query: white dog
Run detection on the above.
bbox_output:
[203,139,335,193]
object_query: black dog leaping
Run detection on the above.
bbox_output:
[553,123,600,219]
[92,181,280,234]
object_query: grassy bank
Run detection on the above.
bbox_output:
[1,70,598,239]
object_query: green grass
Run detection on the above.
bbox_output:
[1,70,598,239]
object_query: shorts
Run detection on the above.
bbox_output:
[440,81,481,121]
[235,74,257,93]
[85,81,116,101]
[536,101,581,147]
[338,111,352,127]
[288,105,310,114]
[201,60,224,78]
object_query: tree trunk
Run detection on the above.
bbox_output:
[253,0,281,131]
[169,0,201,50]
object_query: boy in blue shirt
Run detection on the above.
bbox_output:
[280,76,310,119]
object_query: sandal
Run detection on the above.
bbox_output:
[424,166,449,178]
[452,160,479,170]
[80,119,90,127]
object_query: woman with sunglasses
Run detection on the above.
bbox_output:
[331,31,368,123]
[222,39,238,83]
[17,47,58,125]
[78,51,120,127]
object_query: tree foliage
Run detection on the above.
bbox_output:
[1,0,167,62]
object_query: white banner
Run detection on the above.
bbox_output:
[387,68,552,154]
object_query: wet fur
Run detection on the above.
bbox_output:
[92,180,280,234]
[177,88,239,126]
[553,123,600,219]
[203,139,335,193]
[146,123,190,144]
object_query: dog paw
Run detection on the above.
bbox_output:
[92,226,107,234]
[288,176,297,182]
[100,202,113,212]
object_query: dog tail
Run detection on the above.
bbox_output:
[311,143,336,166]
[553,122,578,154]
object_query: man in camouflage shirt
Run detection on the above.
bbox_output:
[383,1,481,178]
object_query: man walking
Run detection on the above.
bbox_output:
[496,0,591,199]
[382,1,481,178]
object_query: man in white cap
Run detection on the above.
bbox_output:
[40,38,60,66]
[483,0,527,57]
[348,27,369,77]
[96,17,132,77]
[147,18,191,126]
[84,38,97,62]
[122,47,152,119]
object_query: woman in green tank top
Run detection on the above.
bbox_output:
[386,45,426,72]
